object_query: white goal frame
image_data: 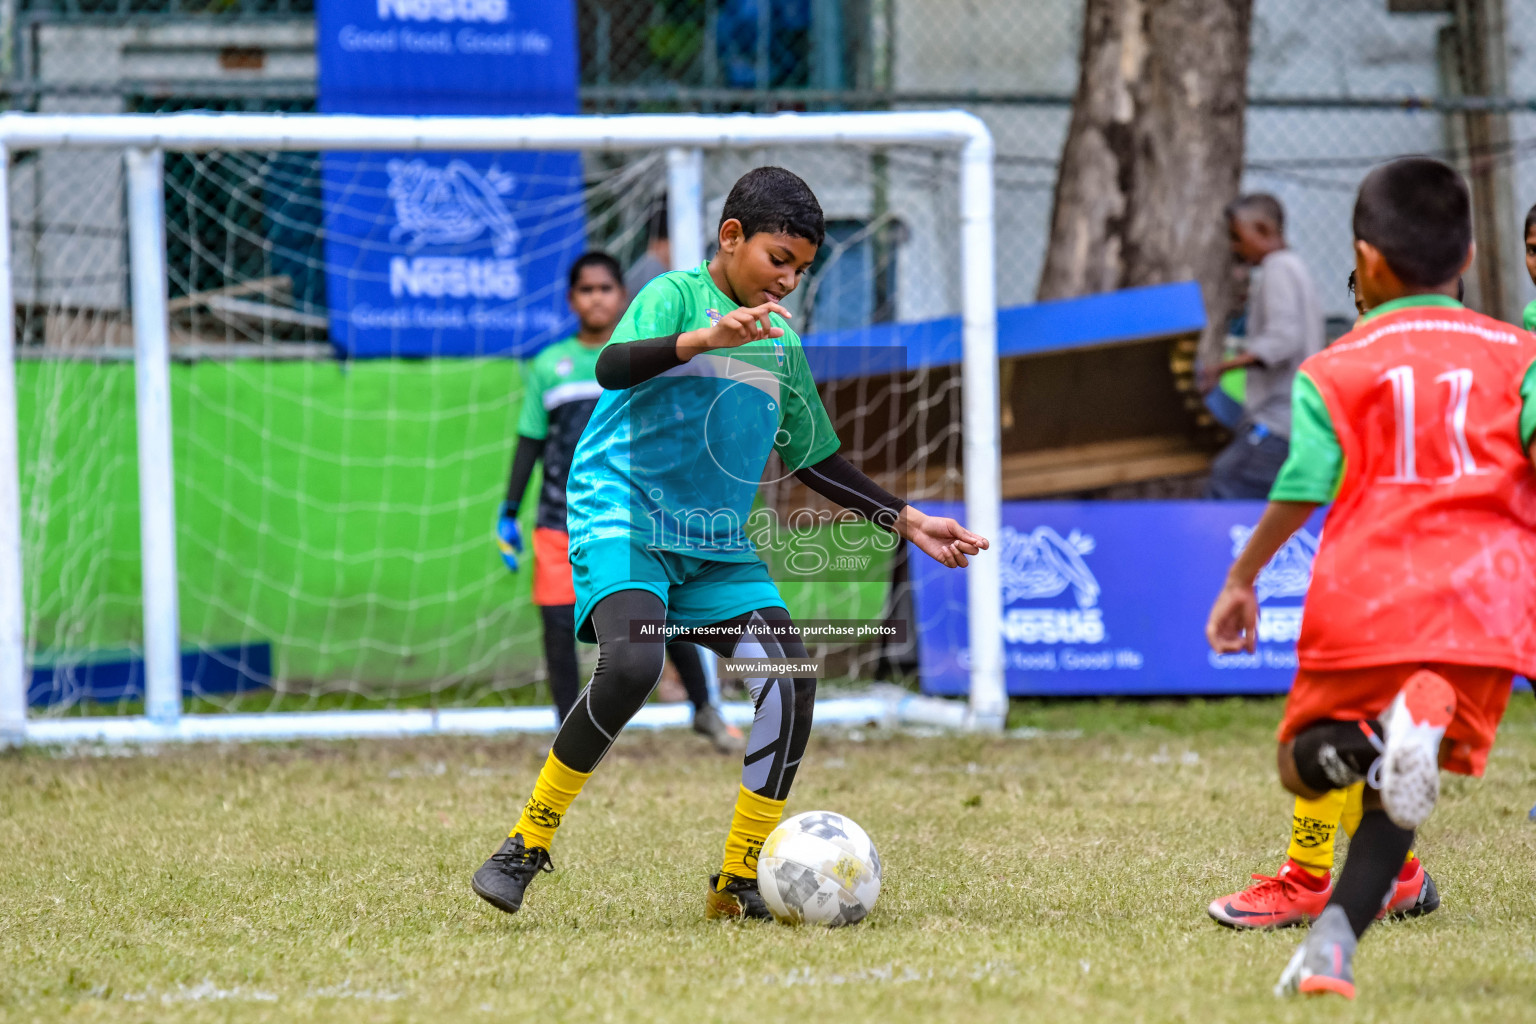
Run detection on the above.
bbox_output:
[0,110,1004,745]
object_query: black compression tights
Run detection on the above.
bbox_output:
[551,590,816,800]
[541,603,711,723]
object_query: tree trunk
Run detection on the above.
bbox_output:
[1038,0,1253,365]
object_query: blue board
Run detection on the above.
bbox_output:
[911,501,1325,696]
[28,643,273,707]
[805,281,1206,383]
[317,0,578,114]
[317,0,585,358]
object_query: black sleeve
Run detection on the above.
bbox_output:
[503,434,546,510]
[594,334,685,389]
[793,453,908,531]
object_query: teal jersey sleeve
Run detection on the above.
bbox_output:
[1268,371,1343,504]
[1522,359,1536,449]
[1524,299,1536,333]
[516,354,549,440]
[774,334,840,469]
[609,275,689,347]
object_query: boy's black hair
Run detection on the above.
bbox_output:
[719,166,825,248]
[568,251,623,291]
[1524,201,1536,238]
[1352,157,1471,288]
[1225,193,1285,233]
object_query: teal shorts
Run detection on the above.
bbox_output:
[570,538,787,644]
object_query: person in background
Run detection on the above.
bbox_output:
[1204,263,1251,431]
[497,251,744,754]
[624,196,672,299]
[1202,194,1325,499]
[1523,202,1536,331]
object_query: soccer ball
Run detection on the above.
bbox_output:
[757,811,881,926]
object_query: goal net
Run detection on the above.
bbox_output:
[0,111,1001,743]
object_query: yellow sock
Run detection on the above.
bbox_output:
[512,750,592,851]
[1339,781,1417,867]
[719,785,786,883]
[1287,788,1349,875]
[1340,781,1364,838]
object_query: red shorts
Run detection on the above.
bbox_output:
[1278,662,1515,776]
[530,527,576,607]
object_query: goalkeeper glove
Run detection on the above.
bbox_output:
[496,502,523,572]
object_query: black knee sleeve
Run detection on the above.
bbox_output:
[550,591,667,773]
[731,607,817,800]
[1293,718,1383,793]
[739,671,817,800]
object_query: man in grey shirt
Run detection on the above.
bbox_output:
[1202,194,1325,499]
[624,197,672,298]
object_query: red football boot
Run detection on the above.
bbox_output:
[1208,858,1332,929]
[1380,856,1441,919]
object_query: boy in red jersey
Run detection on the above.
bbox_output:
[1208,156,1536,1000]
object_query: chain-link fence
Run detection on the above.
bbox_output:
[9,1,1536,327]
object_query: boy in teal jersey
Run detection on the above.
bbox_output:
[496,253,741,751]
[473,167,989,919]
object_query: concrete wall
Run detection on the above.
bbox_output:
[885,0,1536,323]
[13,20,315,314]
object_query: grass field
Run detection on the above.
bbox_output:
[4,697,1536,1023]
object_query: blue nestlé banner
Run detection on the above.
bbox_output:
[317,0,585,358]
[911,501,1328,697]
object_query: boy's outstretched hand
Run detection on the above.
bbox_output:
[898,507,989,568]
[677,302,790,359]
[1206,579,1259,654]
[1205,501,1318,655]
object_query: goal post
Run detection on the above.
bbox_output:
[0,110,1004,745]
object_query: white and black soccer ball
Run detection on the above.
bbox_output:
[757,810,881,926]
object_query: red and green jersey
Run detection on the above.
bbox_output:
[1271,294,1536,675]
